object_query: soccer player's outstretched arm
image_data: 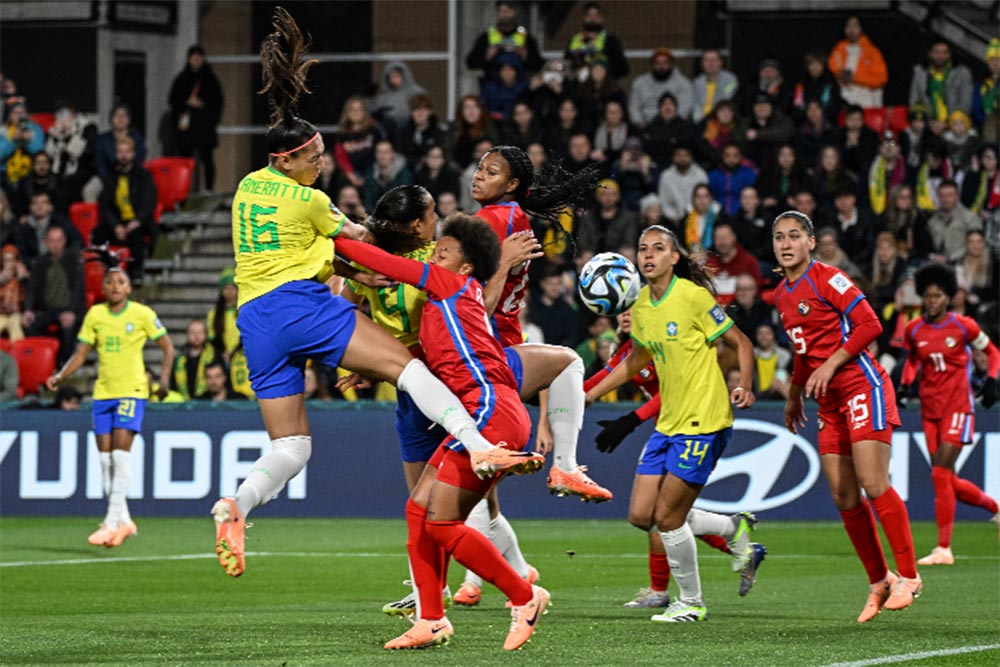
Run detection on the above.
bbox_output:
[336,238,460,301]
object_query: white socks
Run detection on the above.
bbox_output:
[547,355,584,472]
[234,435,312,518]
[661,523,702,604]
[100,451,112,497]
[105,449,132,527]
[396,359,495,453]
[461,503,530,586]
[687,508,737,539]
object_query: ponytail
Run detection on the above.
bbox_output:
[259,7,319,156]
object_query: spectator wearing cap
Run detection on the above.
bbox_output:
[909,40,973,121]
[832,187,876,266]
[743,93,794,170]
[834,104,880,176]
[693,49,739,123]
[751,58,794,115]
[639,92,697,168]
[371,61,426,131]
[0,99,45,186]
[708,141,757,217]
[657,144,707,226]
[867,130,907,215]
[564,2,629,81]
[629,48,695,127]
[943,110,979,172]
[827,15,889,109]
[792,51,843,124]
[466,0,543,84]
[481,53,529,122]
[901,104,928,171]
[973,38,1000,143]
[577,178,639,259]
[610,136,659,212]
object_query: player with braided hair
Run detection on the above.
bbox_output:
[211,8,519,578]
[900,262,1000,563]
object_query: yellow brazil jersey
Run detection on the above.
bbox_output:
[346,241,434,349]
[206,306,240,353]
[630,276,733,435]
[232,166,349,307]
[77,300,167,400]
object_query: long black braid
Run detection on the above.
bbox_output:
[640,225,717,294]
[485,145,601,252]
[259,7,319,155]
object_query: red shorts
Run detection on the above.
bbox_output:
[816,362,900,456]
[429,385,532,496]
[923,413,974,455]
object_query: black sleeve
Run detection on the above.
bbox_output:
[465,33,491,71]
[523,35,544,75]
[604,34,630,79]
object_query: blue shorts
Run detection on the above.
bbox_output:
[93,398,146,435]
[636,428,732,485]
[238,281,358,399]
[503,346,523,394]
[396,388,447,463]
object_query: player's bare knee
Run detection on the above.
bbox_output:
[628,513,653,531]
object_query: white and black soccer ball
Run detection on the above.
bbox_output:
[578,252,641,316]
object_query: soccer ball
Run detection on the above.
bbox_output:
[578,252,641,316]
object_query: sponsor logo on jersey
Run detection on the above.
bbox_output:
[666,321,678,337]
[798,300,811,316]
[918,341,929,347]
[945,336,957,348]
[828,272,852,294]
[125,323,134,333]
[709,305,726,324]
[154,318,163,330]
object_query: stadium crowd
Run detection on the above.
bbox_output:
[1,4,998,405]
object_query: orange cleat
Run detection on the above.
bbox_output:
[884,575,922,611]
[857,572,897,623]
[504,584,550,650]
[212,498,246,577]
[546,466,613,502]
[87,523,116,547]
[470,445,545,479]
[105,520,137,548]
[383,617,454,650]
[917,546,954,565]
[453,582,482,606]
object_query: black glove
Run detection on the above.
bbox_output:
[596,411,642,453]
[980,376,999,409]
[896,384,911,409]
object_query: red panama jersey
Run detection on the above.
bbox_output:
[476,202,532,347]
[902,313,990,418]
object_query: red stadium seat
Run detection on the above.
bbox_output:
[84,260,106,309]
[30,112,55,133]
[0,338,12,353]
[11,336,59,398]
[144,157,195,213]
[69,202,100,245]
[863,107,887,134]
[887,105,909,133]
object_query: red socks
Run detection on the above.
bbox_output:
[699,534,732,554]
[649,551,670,591]
[425,519,533,606]
[839,499,888,584]
[931,466,955,548]
[870,487,918,579]
[952,472,1000,514]
[405,500,446,620]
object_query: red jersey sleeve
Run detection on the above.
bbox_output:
[335,239,464,300]
[634,394,662,422]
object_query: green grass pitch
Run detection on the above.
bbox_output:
[1,517,998,666]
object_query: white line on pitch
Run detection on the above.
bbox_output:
[818,644,1000,667]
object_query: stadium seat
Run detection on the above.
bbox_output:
[0,338,11,353]
[887,105,909,133]
[30,112,55,133]
[144,157,195,213]
[69,202,100,245]
[863,107,886,134]
[84,260,106,309]
[11,336,59,398]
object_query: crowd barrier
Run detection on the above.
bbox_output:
[1,403,997,521]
